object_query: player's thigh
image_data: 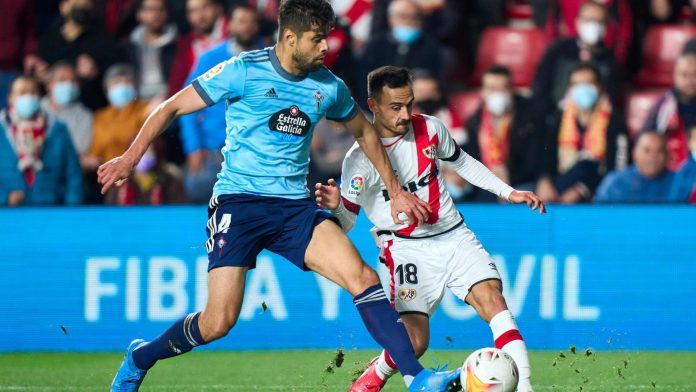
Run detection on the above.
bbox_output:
[199,266,249,338]
[304,219,378,296]
[384,239,447,317]
[401,313,430,357]
[445,228,504,319]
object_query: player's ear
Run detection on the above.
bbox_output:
[283,28,296,48]
[367,97,378,114]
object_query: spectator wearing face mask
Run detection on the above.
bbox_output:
[670,125,696,203]
[83,64,149,174]
[41,61,93,156]
[595,131,674,203]
[642,52,696,171]
[543,0,632,64]
[0,75,82,206]
[411,69,464,145]
[532,0,619,118]
[536,62,629,204]
[357,0,443,108]
[38,0,120,110]
[463,66,541,201]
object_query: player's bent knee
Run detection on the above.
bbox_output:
[200,311,239,341]
[352,264,380,294]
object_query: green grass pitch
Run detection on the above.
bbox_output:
[0,350,694,391]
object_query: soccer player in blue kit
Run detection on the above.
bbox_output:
[100,0,461,391]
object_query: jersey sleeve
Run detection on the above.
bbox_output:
[326,78,358,122]
[340,147,373,209]
[191,56,246,106]
[430,115,462,162]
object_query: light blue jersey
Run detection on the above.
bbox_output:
[192,47,358,199]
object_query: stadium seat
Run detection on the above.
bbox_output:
[625,90,666,139]
[469,27,548,88]
[449,91,482,125]
[634,25,696,88]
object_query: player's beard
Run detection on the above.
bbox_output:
[292,49,323,73]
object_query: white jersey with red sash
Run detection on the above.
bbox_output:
[340,114,463,237]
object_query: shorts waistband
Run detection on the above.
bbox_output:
[376,215,464,240]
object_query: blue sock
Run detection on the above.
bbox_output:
[132,312,205,370]
[353,284,423,378]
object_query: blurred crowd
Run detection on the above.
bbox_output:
[1,0,696,206]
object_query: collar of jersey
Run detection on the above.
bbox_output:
[270,46,308,82]
[381,134,404,148]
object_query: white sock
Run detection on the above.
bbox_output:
[374,350,399,381]
[489,310,532,389]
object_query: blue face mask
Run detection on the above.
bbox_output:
[52,82,80,106]
[393,26,422,45]
[570,83,599,111]
[108,84,136,109]
[14,94,41,119]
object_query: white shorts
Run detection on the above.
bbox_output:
[378,224,501,316]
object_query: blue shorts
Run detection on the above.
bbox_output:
[205,194,339,271]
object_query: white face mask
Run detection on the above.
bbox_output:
[578,21,606,46]
[485,92,511,116]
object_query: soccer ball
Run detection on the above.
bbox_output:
[460,348,519,392]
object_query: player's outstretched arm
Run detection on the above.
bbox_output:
[315,179,358,232]
[343,111,431,225]
[97,85,207,194]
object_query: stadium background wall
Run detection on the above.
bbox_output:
[1,205,694,352]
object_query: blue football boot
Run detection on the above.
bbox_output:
[110,339,148,391]
[408,368,462,392]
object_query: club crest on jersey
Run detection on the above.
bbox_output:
[349,175,364,196]
[217,237,227,256]
[422,144,437,160]
[398,289,417,302]
[314,90,324,110]
[202,62,225,81]
[268,105,312,137]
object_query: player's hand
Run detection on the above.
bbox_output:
[390,188,431,225]
[508,190,546,214]
[97,155,136,194]
[314,179,340,210]
[8,190,25,207]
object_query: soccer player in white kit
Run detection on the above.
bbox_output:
[315,66,546,392]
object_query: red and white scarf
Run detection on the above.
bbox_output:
[9,110,46,187]
[655,90,689,171]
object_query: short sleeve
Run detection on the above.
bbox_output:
[326,78,358,122]
[430,115,461,161]
[191,56,246,106]
[340,148,373,206]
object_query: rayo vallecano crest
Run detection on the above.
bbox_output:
[422,144,437,160]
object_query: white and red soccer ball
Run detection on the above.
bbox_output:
[460,348,519,392]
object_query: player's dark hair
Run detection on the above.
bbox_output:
[567,62,602,85]
[278,0,335,38]
[485,65,512,80]
[367,66,412,99]
[636,130,666,151]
